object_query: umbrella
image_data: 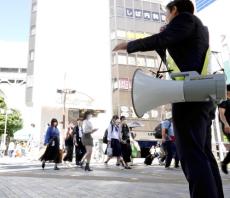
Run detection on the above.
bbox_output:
[127,121,144,128]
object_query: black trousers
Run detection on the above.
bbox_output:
[163,141,179,167]
[223,151,230,165]
[75,140,86,163]
[222,132,230,165]
[172,102,224,198]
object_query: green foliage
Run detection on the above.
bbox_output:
[0,97,23,137]
[0,96,6,109]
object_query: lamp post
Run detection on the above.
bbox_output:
[57,89,76,129]
[0,108,11,151]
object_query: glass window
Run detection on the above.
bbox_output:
[116,6,124,17]
[118,54,127,64]
[135,32,145,39]
[128,55,136,65]
[117,30,126,38]
[112,54,116,65]
[146,57,155,67]
[0,68,18,73]
[154,58,159,68]
[29,50,35,61]
[137,56,145,66]
[31,26,36,36]
[111,31,116,40]
[126,31,136,40]
[151,110,158,118]
[20,68,27,73]
[32,3,37,12]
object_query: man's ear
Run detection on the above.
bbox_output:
[172,6,178,16]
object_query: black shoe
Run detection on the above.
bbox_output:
[42,161,45,170]
[54,167,60,170]
[79,161,84,168]
[85,164,93,171]
[124,166,132,169]
[116,163,120,166]
[221,162,228,174]
[174,164,180,168]
[76,161,80,166]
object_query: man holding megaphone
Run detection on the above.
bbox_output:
[113,0,225,197]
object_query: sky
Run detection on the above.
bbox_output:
[0,0,31,42]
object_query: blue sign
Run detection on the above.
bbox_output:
[143,10,151,20]
[160,13,166,22]
[196,0,216,12]
[152,12,160,22]
[125,8,164,22]
[126,8,133,17]
[135,9,142,18]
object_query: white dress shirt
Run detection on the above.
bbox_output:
[107,124,121,141]
[82,120,93,134]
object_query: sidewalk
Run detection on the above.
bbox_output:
[0,159,230,198]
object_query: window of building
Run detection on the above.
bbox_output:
[32,3,37,12]
[135,32,145,39]
[0,68,18,73]
[20,68,27,73]
[117,54,127,65]
[137,56,145,66]
[111,31,116,40]
[117,30,126,38]
[8,79,15,83]
[29,50,35,61]
[116,6,124,17]
[31,26,36,36]
[154,58,159,68]
[146,57,155,67]
[128,55,136,65]
[151,110,158,118]
[126,31,136,40]
[112,54,116,65]
[16,80,24,84]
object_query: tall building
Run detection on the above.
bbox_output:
[25,0,112,143]
[0,41,27,112]
[110,0,167,140]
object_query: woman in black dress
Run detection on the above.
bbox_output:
[40,118,61,170]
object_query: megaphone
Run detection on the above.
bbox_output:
[131,69,226,118]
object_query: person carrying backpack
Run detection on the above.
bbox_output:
[161,118,179,168]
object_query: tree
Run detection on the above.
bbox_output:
[0,96,23,138]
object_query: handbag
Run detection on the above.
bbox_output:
[107,147,113,157]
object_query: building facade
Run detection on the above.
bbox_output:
[25,0,112,144]
[110,0,169,140]
[0,40,28,113]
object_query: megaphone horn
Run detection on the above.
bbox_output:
[131,69,226,118]
[132,69,184,118]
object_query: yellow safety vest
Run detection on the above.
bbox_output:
[167,48,211,80]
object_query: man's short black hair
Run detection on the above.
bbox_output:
[166,0,194,14]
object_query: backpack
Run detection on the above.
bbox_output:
[103,124,114,144]
[153,119,171,139]
[154,123,162,139]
